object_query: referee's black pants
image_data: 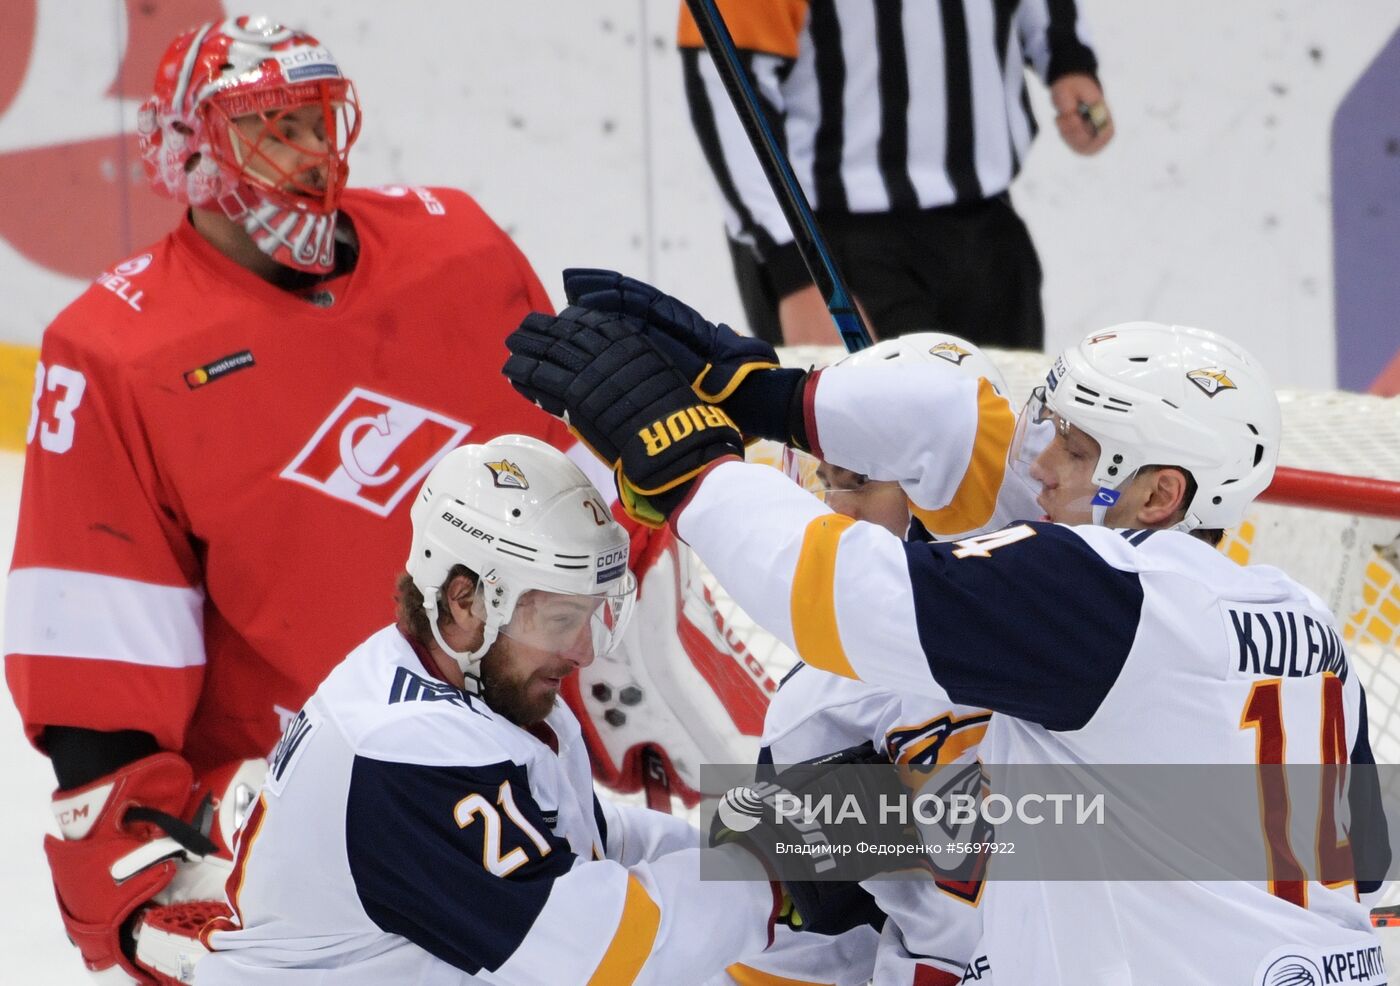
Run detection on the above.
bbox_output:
[730,192,1044,350]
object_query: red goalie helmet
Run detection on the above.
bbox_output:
[137,16,362,272]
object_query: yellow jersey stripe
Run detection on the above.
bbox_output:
[910,378,1016,536]
[586,875,662,986]
[790,513,858,679]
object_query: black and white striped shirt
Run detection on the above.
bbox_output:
[679,0,1098,293]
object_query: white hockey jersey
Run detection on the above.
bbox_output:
[718,363,1025,986]
[200,626,779,985]
[675,364,1386,986]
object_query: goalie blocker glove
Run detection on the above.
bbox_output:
[45,752,265,984]
[504,307,744,526]
[562,269,813,450]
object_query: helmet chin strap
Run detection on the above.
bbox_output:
[422,598,495,698]
[1089,486,1121,527]
[1166,513,1201,534]
[1091,470,1201,533]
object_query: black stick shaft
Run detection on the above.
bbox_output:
[685,0,872,352]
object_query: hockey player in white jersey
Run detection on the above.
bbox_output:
[715,333,1007,986]
[503,282,1388,986]
[197,435,785,985]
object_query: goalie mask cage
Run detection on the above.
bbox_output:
[691,344,1400,909]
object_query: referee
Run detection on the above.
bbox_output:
[679,0,1113,347]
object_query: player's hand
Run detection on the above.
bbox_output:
[778,880,887,936]
[711,780,889,935]
[562,269,809,446]
[504,308,744,527]
[44,753,264,984]
[45,753,209,982]
[1050,73,1113,154]
[563,268,779,399]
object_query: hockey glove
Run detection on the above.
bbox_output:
[562,269,811,448]
[44,753,264,985]
[504,307,744,527]
[132,758,267,986]
[712,741,935,935]
[711,777,892,937]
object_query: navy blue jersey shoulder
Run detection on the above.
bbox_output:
[1348,687,1391,894]
[902,522,1143,731]
[592,793,609,853]
[346,757,574,975]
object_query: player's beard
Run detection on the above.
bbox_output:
[480,637,570,727]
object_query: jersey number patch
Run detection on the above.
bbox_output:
[951,524,1037,559]
[27,361,87,454]
[454,780,554,877]
[1240,675,1352,908]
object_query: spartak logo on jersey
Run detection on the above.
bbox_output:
[282,388,471,517]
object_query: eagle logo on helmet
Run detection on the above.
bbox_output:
[928,342,972,366]
[485,460,529,490]
[1186,368,1238,398]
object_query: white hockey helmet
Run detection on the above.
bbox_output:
[1029,322,1281,530]
[406,435,636,694]
[837,331,1009,396]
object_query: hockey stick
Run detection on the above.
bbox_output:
[640,745,674,813]
[684,0,872,353]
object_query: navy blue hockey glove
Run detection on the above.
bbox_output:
[710,742,903,936]
[562,269,812,449]
[503,307,743,527]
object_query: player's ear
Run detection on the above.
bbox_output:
[443,573,484,633]
[1137,467,1191,528]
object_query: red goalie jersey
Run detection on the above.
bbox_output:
[4,186,574,774]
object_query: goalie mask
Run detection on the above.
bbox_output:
[1010,322,1281,530]
[137,16,362,274]
[406,435,636,697]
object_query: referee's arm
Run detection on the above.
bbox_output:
[1019,0,1114,153]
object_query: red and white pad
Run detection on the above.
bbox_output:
[564,526,775,807]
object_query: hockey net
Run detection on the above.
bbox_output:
[694,344,1400,902]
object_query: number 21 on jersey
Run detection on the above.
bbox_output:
[455,780,554,877]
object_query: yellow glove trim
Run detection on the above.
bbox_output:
[615,472,668,530]
[565,424,619,469]
[693,359,781,403]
